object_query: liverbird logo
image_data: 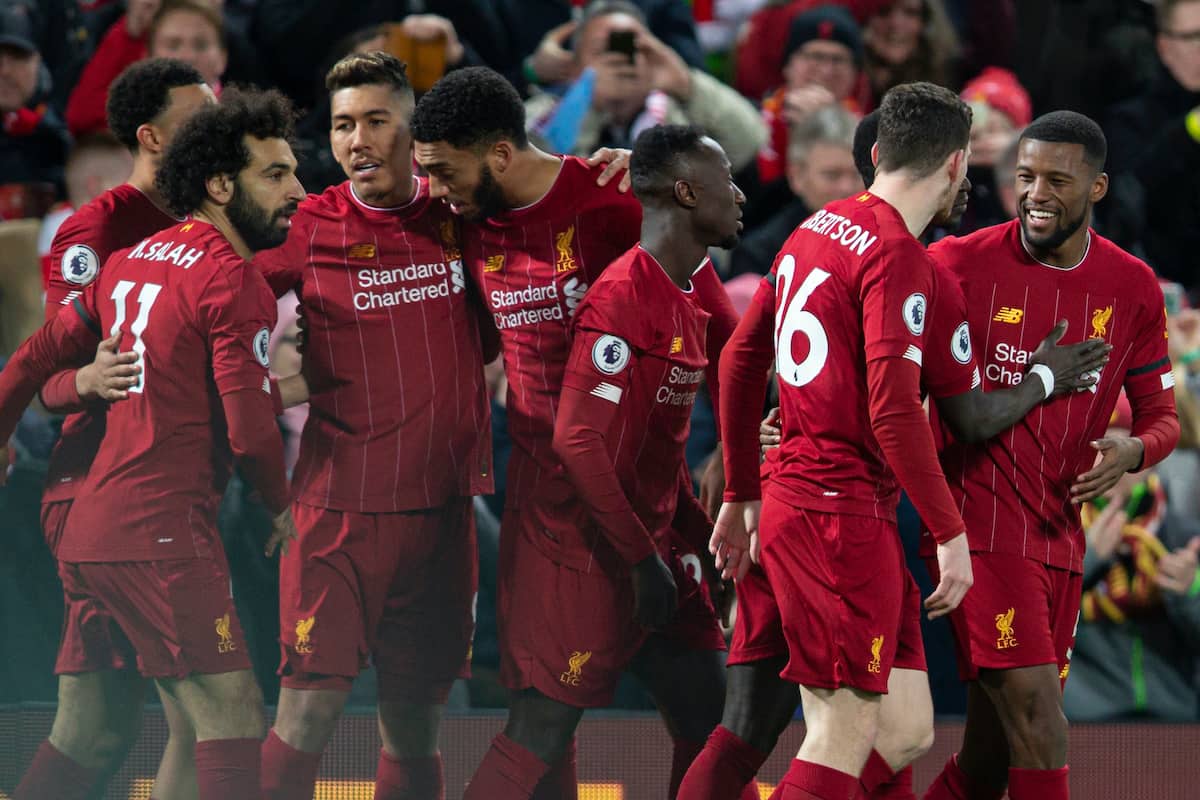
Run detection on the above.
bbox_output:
[995,608,1018,649]
[559,650,592,686]
[295,616,315,654]
[555,226,578,273]
[868,635,884,673]
[215,614,236,653]
[440,219,461,260]
[1091,306,1113,339]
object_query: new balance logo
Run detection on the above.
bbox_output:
[993,307,1023,324]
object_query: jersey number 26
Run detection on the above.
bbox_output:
[774,255,832,388]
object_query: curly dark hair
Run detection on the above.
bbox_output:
[1021,111,1107,173]
[852,109,880,187]
[106,58,205,151]
[876,81,971,178]
[155,87,297,217]
[410,67,527,150]
[630,124,705,202]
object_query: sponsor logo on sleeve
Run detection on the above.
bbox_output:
[253,328,271,367]
[902,293,926,335]
[591,335,630,375]
[61,244,100,286]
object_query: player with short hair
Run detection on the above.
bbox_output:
[412,67,743,800]
[712,82,977,800]
[679,109,1110,800]
[18,57,215,800]
[0,87,304,800]
[253,50,496,800]
[921,112,1180,800]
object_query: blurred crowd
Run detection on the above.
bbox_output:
[2,0,1200,720]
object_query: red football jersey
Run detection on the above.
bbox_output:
[254,180,494,512]
[923,261,981,400]
[925,221,1174,572]
[556,247,712,566]
[723,193,947,522]
[463,156,644,508]
[52,221,281,561]
[42,183,179,504]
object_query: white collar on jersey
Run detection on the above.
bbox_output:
[1020,229,1092,271]
[637,244,698,294]
[349,175,421,212]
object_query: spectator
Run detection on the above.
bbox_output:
[0,3,70,210]
[253,0,505,109]
[501,0,704,95]
[730,104,860,276]
[755,5,864,186]
[525,1,766,173]
[956,66,1029,233]
[1063,396,1200,722]
[65,0,228,138]
[734,0,887,101]
[1103,0,1200,295]
[37,132,133,287]
[855,0,960,111]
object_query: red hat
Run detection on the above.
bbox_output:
[961,67,1032,128]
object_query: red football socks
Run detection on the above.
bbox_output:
[195,737,261,800]
[260,729,323,800]
[921,754,1005,800]
[374,749,444,800]
[463,733,550,800]
[531,736,577,800]
[1008,766,1069,800]
[771,759,859,800]
[859,750,914,799]
[677,725,769,800]
[13,740,101,800]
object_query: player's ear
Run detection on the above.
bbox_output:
[136,123,162,156]
[1090,170,1109,204]
[673,178,697,209]
[870,141,879,167]
[489,140,515,175]
[205,172,235,206]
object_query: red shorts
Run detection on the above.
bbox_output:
[758,492,917,693]
[498,503,725,708]
[926,550,1081,683]
[57,552,250,679]
[277,499,477,704]
[729,560,926,674]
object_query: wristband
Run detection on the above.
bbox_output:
[1189,567,1200,598]
[1028,363,1055,399]
[1186,109,1200,146]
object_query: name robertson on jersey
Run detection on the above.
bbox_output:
[354,261,462,310]
[489,277,588,330]
[797,210,879,257]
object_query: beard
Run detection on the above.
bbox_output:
[1021,204,1089,251]
[464,163,508,222]
[716,231,741,250]
[228,181,295,252]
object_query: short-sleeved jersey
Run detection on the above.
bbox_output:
[923,261,981,400]
[254,180,493,513]
[42,183,179,504]
[464,156,643,508]
[924,221,1172,572]
[57,221,278,562]
[748,192,938,521]
[561,247,711,555]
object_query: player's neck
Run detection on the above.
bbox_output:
[501,147,564,209]
[127,157,169,214]
[868,173,941,238]
[640,217,704,289]
[193,207,253,260]
[1020,227,1091,269]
